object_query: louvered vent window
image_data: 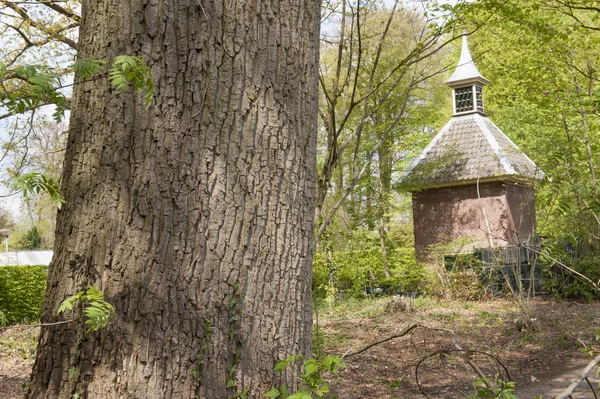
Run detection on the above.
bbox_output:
[476,86,483,112]
[455,87,474,113]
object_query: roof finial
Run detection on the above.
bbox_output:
[446,30,489,87]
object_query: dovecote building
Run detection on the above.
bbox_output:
[399,34,543,262]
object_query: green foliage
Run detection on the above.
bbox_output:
[0,62,69,122]
[14,226,43,250]
[462,2,600,258]
[2,54,153,126]
[71,58,107,80]
[0,266,47,324]
[467,377,517,399]
[109,55,154,107]
[58,287,115,333]
[266,355,345,399]
[379,246,428,293]
[15,172,65,209]
[541,250,600,300]
[313,228,427,298]
[9,227,50,250]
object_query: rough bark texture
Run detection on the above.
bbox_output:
[28,0,320,398]
[412,182,536,262]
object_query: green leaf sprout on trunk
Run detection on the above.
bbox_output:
[58,287,115,333]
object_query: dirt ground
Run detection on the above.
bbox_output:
[319,297,600,398]
[1,298,599,398]
[0,326,38,399]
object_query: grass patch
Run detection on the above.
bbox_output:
[0,326,39,361]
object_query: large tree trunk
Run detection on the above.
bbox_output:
[28,0,320,398]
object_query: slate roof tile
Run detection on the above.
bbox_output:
[399,113,543,189]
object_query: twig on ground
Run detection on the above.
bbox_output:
[585,377,598,399]
[340,322,510,395]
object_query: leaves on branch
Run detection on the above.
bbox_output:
[109,55,154,107]
[0,62,69,122]
[57,287,115,333]
[14,172,65,208]
[268,354,345,398]
[72,58,107,80]
[1,55,154,122]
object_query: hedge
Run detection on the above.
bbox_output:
[0,265,48,325]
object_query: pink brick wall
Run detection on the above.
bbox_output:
[505,184,536,245]
[412,182,536,262]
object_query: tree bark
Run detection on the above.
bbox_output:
[28,0,320,398]
[377,134,393,279]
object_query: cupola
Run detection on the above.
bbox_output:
[446,33,489,115]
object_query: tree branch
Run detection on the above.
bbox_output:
[554,354,600,399]
[38,0,81,23]
[0,319,74,331]
[2,0,78,49]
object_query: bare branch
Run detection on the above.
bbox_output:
[38,0,81,23]
[343,323,455,358]
[1,0,78,49]
[0,319,74,331]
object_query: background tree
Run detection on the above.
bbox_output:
[14,225,43,249]
[456,0,600,297]
[313,0,455,294]
[0,205,15,230]
[0,1,78,243]
[316,1,458,231]
[27,1,320,398]
[3,118,66,248]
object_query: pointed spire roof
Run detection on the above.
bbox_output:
[446,33,489,88]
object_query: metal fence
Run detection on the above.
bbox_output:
[444,246,545,295]
[0,250,54,266]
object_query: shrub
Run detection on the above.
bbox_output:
[430,253,487,301]
[542,253,600,300]
[378,247,428,294]
[313,229,428,298]
[0,265,48,324]
[11,226,44,250]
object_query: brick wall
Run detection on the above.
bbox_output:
[505,184,536,245]
[412,181,536,263]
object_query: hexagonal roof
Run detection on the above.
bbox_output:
[399,113,543,189]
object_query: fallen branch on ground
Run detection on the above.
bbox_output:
[342,323,454,359]
[415,348,511,396]
[554,353,600,399]
[339,322,509,395]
